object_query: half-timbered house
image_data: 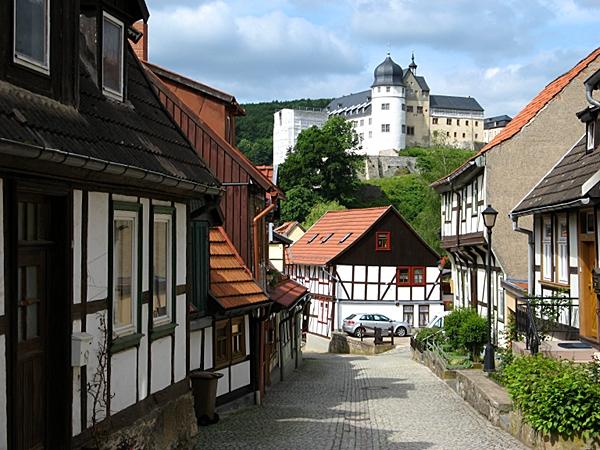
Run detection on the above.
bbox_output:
[510,69,600,347]
[431,47,600,343]
[287,206,442,337]
[0,1,223,448]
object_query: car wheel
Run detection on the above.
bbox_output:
[395,326,407,337]
[354,327,365,338]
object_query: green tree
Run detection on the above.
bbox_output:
[278,116,364,206]
[302,200,346,229]
[280,186,321,223]
[237,137,273,165]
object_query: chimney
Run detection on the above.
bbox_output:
[131,21,148,61]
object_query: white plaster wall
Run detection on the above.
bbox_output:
[354,266,366,282]
[110,348,137,412]
[371,85,406,153]
[398,287,410,300]
[86,310,109,427]
[0,335,7,449]
[190,330,202,371]
[138,304,149,401]
[151,337,172,393]
[174,294,186,382]
[367,267,379,282]
[204,327,213,370]
[73,190,82,304]
[87,192,109,302]
[176,203,186,286]
[426,268,439,283]
[230,360,251,391]
[366,284,378,300]
[216,369,229,397]
[337,265,352,280]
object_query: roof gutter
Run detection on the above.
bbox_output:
[585,70,600,107]
[510,197,589,219]
[0,138,222,196]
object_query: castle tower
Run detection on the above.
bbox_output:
[370,53,406,154]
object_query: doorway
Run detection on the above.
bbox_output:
[579,238,598,342]
[9,188,70,449]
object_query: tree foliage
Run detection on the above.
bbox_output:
[278,116,365,222]
[303,201,346,229]
[235,98,331,164]
[280,186,320,224]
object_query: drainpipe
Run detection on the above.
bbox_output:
[512,216,534,295]
[584,70,600,107]
[253,192,277,283]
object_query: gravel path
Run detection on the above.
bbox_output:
[194,341,527,450]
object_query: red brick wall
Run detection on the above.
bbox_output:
[131,21,148,61]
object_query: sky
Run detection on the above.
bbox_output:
[145,0,600,117]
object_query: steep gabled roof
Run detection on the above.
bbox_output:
[0,46,220,195]
[275,221,305,236]
[287,206,391,266]
[430,95,483,112]
[209,227,269,310]
[268,274,309,309]
[432,47,600,189]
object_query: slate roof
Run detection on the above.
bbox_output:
[0,46,220,193]
[429,95,483,112]
[432,47,600,189]
[287,206,391,266]
[512,135,592,216]
[404,69,430,91]
[484,115,512,129]
[327,90,371,113]
[209,227,269,310]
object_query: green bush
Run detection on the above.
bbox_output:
[503,355,600,438]
[443,308,487,361]
[414,327,443,350]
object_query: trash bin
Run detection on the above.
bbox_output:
[190,370,224,426]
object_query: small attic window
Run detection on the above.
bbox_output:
[339,233,352,243]
[587,120,595,153]
[102,11,124,100]
[14,0,50,73]
[320,233,333,243]
[307,233,319,244]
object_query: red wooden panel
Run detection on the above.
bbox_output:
[224,154,233,183]
[218,146,225,181]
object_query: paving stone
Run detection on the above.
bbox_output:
[194,346,527,450]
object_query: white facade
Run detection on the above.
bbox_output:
[272,108,328,166]
[368,85,406,154]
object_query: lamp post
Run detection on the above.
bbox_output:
[482,205,498,372]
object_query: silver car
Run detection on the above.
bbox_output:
[342,313,411,338]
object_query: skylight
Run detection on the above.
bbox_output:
[307,233,319,244]
[320,233,334,243]
[339,232,352,243]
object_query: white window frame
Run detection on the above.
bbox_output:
[102,11,125,101]
[542,215,553,281]
[113,209,138,336]
[587,121,595,152]
[152,214,173,325]
[13,0,51,74]
[497,275,505,322]
[556,214,569,284]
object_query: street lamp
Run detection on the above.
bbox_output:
[482,205,498,372]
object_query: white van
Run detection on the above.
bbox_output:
[426,311,452,328]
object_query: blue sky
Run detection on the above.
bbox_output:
[145,0,600,117]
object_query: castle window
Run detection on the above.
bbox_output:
[102,11,124,100]
[462,133,466,138]
[360,119,364,126]
[447,118,452,125]
[432,118,438,125]
[407,126,414,136]
[454,132,457,138]
[475,121,479,126]
[381,103,390,110]
[14,0,50,73]
[457,119,460,126]
[475,133,478,139]
[466,120,469,126]
[407,105,414,113]
[369,118,372,125]
[417,106,423,114]
[401,125,406,134]
[382,124,390,133]
[368,131,372,138]
[402,104,406,111]
[386,86,391,92]
[377,87,381,92]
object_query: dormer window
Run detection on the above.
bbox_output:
[102,11,124,100]
[14,0,50,73]
[587,120,595,152]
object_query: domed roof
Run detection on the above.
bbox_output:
[372,53,404,88]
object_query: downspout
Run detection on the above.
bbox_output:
[512,216,534,295]
[253,192,277,283]
[585,71,600,107]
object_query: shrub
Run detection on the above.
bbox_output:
[414,327,443,350]
[503,355,600,438]
[443,308,475,347]
[443,308,487,360]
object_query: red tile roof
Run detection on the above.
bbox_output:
[256,165,274,182]
[210,227,269,310]
[287,206,391,266]
[432,46,600,188]
[269,278,309,309]
[275,221,304,236]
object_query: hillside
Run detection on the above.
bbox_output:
[236,98,332,165]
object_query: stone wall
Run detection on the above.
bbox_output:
[329,332,395,355]
[363,155,418,180]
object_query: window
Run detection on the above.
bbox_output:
[407,126,414,136]
[320,233,333,244]
[472,178,479,217]
[382,124,390,133]
[417,106,423,114]
[432,118,438,125]
[475,133,478,139]
[14,0,50,72]
[375,231,391,251]
[386,86,391,92]
[419,305,429,327]
[215,317,246,368]
[446,132,450,137]
[457,119,460,126]
[454,132,457,138]
[360,119,364,126]
[462,133,466,138]
[461,188,467,221]
[407,105,414,113]
[412,267,425,285]
[113,205,140,335]
[542,215,553,281]
[402,104,406,111]
[587,121,595,152]
[102,11,124,99]
[556,215,568,284]
[396,267,425,286]
[377,87,381,92]
[402,124,406,134]
[447,118,452,125]
[368,131,372,138]
[497,275,505,321]
[339,232,352,243]
[403,305,414,326]
[307,233,319,243]
[581,210,595,234]
[475,121,479,126]
[382,103,390,110]
[368,118,372,125]
[153,209,174,325]
[466,120,469,126]
[397,267,410,285]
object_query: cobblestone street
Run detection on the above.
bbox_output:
[195,339,527,450]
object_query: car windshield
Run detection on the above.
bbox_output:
[345,314,356,320]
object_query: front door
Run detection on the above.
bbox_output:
[11,190,69,449]
[579,239,598,342]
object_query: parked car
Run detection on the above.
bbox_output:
[342,313,411,338]
[426,311,452,329]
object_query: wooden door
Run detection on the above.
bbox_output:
[11,192,69,449]
[579,240,598,341]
